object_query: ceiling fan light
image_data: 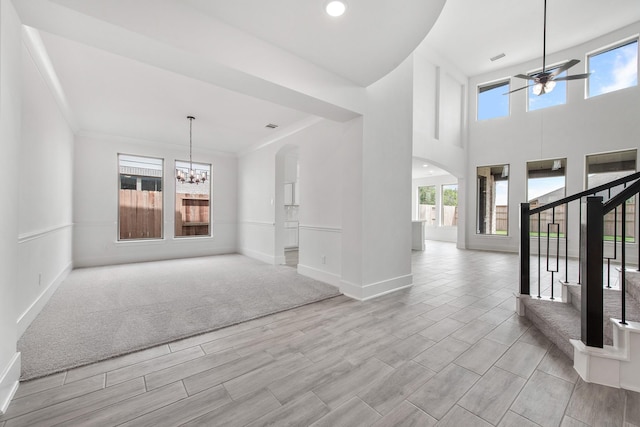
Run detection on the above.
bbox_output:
[533,83,543,96]
[545,80,556,93]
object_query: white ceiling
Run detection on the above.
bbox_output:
[412,158,451,180]
[16,0,640,154]
[184,0,446,86]
[423,0,640,77]
[37,30,311,153]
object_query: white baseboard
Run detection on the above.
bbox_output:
[238,247,276,265]
[571,319,640,392]
[17,263,72,337]
[297,264,341,288]
[341,273,413,301]
[74,247,238,268]
[0,352,20,415]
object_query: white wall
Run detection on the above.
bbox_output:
[73,133,237,267]
[0,0,23,413]
[466,21,640,255]
[412,46,469,248]
[412,174,458,243]
[238,118,348,286]
[297,122,346,286]
[412,47,468,178]
[237,133,281,264]
[17,34,75,336]
[340,56,415,299]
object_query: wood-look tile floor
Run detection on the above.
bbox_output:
[2,242,639,426]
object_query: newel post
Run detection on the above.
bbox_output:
[581,196,603,348]
[519,203,530,296]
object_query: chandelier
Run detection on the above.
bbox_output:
[176,115,207,184]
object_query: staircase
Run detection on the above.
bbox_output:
[517,172,640,391]
[518,270,640,360]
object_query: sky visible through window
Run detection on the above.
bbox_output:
[495,180,508,205]
[528,176,565,201]
[478,81,509,120]
[589,40,638,97]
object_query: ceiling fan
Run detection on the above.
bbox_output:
[506,0,590,96]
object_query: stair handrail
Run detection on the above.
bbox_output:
[519,172,640,320]
[529,170,640,215]
[603,178,640,214]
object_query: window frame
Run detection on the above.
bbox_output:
[417,185,437,225]
[585,149,637,244]
[526,158,567,238]
[476,164,510,236]
[441,183,458,227]
[117,153,164,242]
[477,79,510,121]
[587,37,639,99]
[174,159,213,238]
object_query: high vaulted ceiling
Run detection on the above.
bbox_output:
[14,0,640,154]
[183,0,446,86]
[424,0,640,77]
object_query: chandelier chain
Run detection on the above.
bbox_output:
[176,115,206,185]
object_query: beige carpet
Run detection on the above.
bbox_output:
[18,254,341,380]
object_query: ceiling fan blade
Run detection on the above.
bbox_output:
[549,59,580,78]
[504,85,532,95]
[514,74,536,80]
[553,73,591,82]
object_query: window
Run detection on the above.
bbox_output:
[588,39,638,98]
[175,160,212,237]
[527,159,566,238]
[586,149,636,242]
[118,154,163,240]
[477,165,509,235]
[477,80,509,120]
[418,185,436,225]
[528,68,567,111]
[441,184,458,226]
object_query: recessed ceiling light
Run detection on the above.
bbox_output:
[325,1,347,17]
[422,164,429,168]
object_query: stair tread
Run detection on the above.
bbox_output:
[566,283,640,323]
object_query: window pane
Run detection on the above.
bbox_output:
[141,177,162,192]
[586,149,636,242]
[175,160,211,237]
[118,154,163,240]
[527,159,566,238]
[441,184,458,226]
[478,81,509,121]
[120,176,136,190]
[529,70,567,111]
[418,185,436,225]
[588,39,638,98]
[477,165,509,235]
